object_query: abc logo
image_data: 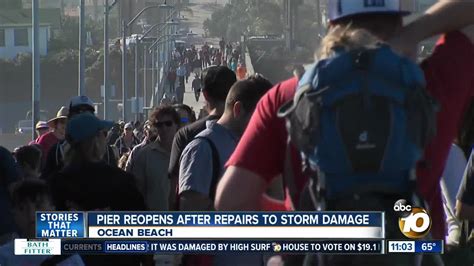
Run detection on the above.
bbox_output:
[393,199,431,239]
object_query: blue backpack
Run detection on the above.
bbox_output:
[278,45,438,208]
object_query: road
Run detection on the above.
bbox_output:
[180,0,226,115]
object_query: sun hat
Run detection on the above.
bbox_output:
[47,106,69,127]
[35,121,49,130]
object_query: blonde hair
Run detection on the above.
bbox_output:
[316,25,381,60]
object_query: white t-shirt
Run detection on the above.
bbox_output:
[0,241,84,266]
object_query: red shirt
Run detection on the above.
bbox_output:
[37,132,60,163]
[227,31,474,239]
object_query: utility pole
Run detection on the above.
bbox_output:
[156,45,160,106]
[151,47,155,107]
[143,43,148,110]
[32,0,40,141]
[93,0,99,21]
[284,0,291,50]
[122,19,128,121]
[104,0,110,119]
[78,0,85,95]
[134,36,140,121]
[104,0,117,120]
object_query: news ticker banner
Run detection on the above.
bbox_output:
[14,239,444,255]
[36,212,384,239]
[16,239,384,255]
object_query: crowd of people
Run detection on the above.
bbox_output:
[1,0,474,265]
[165,39,247,104]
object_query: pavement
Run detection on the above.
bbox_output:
[179,0,227,115]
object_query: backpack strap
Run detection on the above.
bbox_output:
[195,136,221,201]
[283,140,298,211]
[56,142,62,165]
[283,140,323,211]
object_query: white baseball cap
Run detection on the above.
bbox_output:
[328,0,415,22]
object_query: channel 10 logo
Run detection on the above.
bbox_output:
[393,199,431,239]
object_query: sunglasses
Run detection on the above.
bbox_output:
[155,120,174,128]
[181,117,189,123]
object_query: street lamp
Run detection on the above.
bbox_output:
[147,32,183,105]
[135,20,177,115]
[122,3,174,122]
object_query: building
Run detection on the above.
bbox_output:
[0,9,61,59]
[0,24,51,59]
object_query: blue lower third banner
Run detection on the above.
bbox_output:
[414,240,443,253]
[86,212,384,239]
[36,212,86,238]
[36,211,384,239]
[60,240,384,255]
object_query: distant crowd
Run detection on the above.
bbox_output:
[165,38,247,105]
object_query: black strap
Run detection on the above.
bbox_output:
[195,136,221,201]
[460,219,472,247]
[283,140,299,210]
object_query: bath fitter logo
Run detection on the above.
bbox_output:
[14,239,61,255]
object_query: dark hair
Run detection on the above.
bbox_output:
[202,66,237,103]
[149,106,181,127]
[13,145,42,170]
[0,146,20,188]
[173,104,197,124]
[457,101,474,158]
[11,179,50,207]
[331,14,403,41]
[225,74,273,112]
[68,105,95,119]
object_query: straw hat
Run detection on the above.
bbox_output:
[35,121,49,130]
[47,106,69,127]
